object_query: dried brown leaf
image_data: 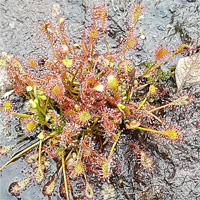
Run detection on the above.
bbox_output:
[175,52,200,91]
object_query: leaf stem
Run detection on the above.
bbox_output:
[134,126,161,133]
[103,31,109,54]
[149,103,171,113]
[0,136,50,172]
[108,130,121,161]
[0,141,39,171]
[12,113,32,118]
[38,139,42,166]
[62,155,69,200]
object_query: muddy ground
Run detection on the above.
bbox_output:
[0,0,200,199]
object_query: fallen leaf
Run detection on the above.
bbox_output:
[175,52,200,91]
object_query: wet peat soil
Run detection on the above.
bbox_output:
[0,0,200,199]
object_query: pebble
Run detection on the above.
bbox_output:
[9,21,15,29]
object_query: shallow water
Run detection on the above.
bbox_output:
[0,0,200,199]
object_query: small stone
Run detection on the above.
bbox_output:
[1,52,7,58]
[140,34,146,40]
[192,129,197,133]
[157,25,166,31]
[9,21,15,29]
[169,5,176,13]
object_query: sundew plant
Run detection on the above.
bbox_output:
[0,3,193,199]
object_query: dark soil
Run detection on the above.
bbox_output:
[0,0,200,199]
